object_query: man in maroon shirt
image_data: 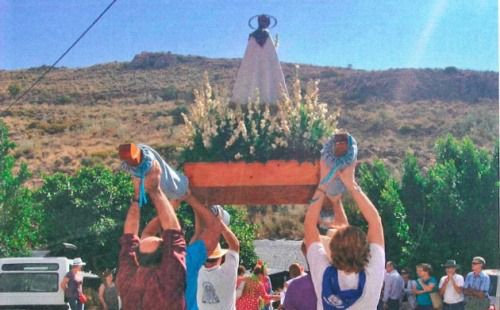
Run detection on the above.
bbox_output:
[117,160,186,310]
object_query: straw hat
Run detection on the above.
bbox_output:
[208,243,228,260]
[72,257,86,266]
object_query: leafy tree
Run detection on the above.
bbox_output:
[37,165,258,272]
[430,136,499,268]
[400,154,426,235]
[0,121,42,256]
[36,166,133,271]
[398,136,499,270]
[358,160,411,266]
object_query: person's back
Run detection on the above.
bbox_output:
[101,283,119,310]
[197,250,239,310]
[307,240,385,310]
[283,273,317,310]
[116,159,187,310]
[196,220,240,310]
[117,231,186,310]
[304,160,385,310]
[236,277,266,309]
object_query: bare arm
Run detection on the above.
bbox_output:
[191,207,203,244]
[329,196,349,228]
[304,160,329,248]
[144,161,181,230]
[337,163,384,246]
[464,287,486,298]
[421,282,435,292]
[184,193,222,253]
[450,277,463,294]
[141,217,161,238]
[123,178,141,235]
[60,276,69,291]
[220,220,240,252]
[439,278,447,296]
[98,284,108,310]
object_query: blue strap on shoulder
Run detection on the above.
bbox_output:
[322,265,366,309]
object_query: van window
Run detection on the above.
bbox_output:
[2,263,59,271]
[489,275,498,297]
[0,273,59,292]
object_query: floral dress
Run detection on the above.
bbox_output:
[236,277,272,310]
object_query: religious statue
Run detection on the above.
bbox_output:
[231,14,289,105]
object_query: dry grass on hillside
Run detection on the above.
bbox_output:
[3,101,184,177]
[3,98,497,180]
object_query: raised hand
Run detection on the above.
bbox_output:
[336,162,356,190]
[144,160,161,193]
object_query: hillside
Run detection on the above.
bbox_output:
[0,51,498,180]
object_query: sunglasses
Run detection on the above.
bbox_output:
[471,262,482,265]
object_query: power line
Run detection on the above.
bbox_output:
[1,0,119,113]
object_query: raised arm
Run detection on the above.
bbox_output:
[190,206,203,244]
[304,160,329,248]
[184,194,222,253]
[337,163,384,246]
[123,178,141,235]
[220,220,240,253]
[141,217,161,239]
[329,195,349,228]
[144,160,181,231]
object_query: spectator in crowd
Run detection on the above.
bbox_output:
[98,270,120,310]
[383,261,404,310]
[60,257,86,310]
[280,263,304,306]
[413,263,438,310]
[283,243,317,310]
[439,259,464,310]
[116,161,186,310]
[463,256,490,310]
[196,220,240,310]
[236,266,280,310]
[256,261,274,310]
[236,266,247,299]
[304,161,385,310]
[401,268,417,310]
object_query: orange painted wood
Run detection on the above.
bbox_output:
[184,160,319,187]
[183,160,319,205]
[189,185,316,205]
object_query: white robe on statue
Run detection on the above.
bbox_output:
[231,35,288,105]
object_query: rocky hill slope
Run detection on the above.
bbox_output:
[0,52,497,179]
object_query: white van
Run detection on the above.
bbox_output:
[0,257,93,310]
[484,269,500,310]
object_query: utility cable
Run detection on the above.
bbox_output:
[2,0,119,113]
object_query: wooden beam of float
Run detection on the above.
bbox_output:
[183,160,320,205]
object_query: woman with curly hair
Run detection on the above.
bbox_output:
[304,161,385,310]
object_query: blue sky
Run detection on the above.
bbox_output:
[0,0,498,71]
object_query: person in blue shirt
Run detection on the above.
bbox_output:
[140,193,225,310]
[463,256,490,310]
[413,263,438,310]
